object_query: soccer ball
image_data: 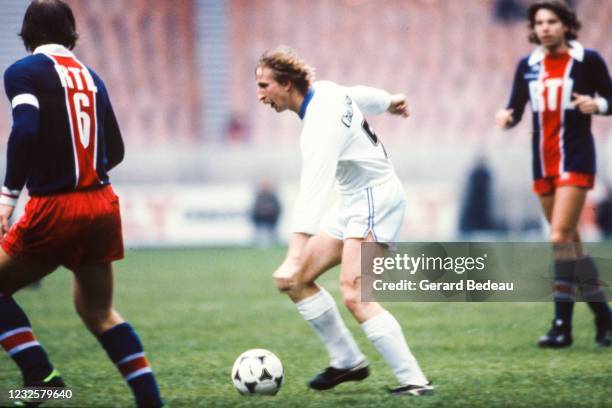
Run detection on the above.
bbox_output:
[231,349,284,395]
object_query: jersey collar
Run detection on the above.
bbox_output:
[528,40,584,66]
[33,43,74,56]
[298,88,315,120]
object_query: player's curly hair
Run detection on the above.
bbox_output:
[19,0,79,52]
[257,46,315,96]
[527,0,581,44]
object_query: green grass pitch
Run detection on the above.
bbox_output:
[0,248,610,407]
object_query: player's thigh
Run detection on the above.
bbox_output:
[340,233,384,288]
[0,247,56,295]
[550,186,588,237]
[71,263,115,312]
[538,193,555,224]
[299,233,343,283]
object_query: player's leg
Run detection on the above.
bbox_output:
[0,248,63,388]
[538,187,582,347]
[278,233,344,301]
[278,233,368,390]
[72,263,163,407]
[340,234,431,395]
[538,186,610,347]
[547,187,612,347]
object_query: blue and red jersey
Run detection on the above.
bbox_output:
[505,41,612,182]
[2,43,123,204]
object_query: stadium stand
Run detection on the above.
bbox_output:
[64,0,201,145]
[229,0,612,145]
[0,1,201,146]
[0,1,610,148]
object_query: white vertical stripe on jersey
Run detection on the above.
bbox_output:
[559,59,574,176]
[537,63,546,178]
[43,53,81,187]
[88,67,99,171]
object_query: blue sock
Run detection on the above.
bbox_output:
[553,260,576,329]
[0,295,54,383]
[576,257,611,321]
[98,322,163,407]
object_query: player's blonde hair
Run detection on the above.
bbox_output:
[257,46,315,95]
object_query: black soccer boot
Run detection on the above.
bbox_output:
[538,319,572,348]
[389,382,435,396]
[308,359,369,390]
[594,313,611,348]
[14,368,65,407]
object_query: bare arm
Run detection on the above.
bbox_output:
[345,85,409,117]
[496,59,529,130]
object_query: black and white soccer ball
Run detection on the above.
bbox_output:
[231,349,284,395]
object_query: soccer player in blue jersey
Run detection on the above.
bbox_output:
[496,0,611,348]
[0,1,163,406]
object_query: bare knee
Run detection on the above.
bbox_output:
[274,276,294,292]
[550,228,575,244]
[275,277,318,304]
[274,269,315,292]
[341,282,363,315]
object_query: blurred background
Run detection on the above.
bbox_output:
[0,0,611,246]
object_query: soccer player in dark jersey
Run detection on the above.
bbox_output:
[0,1,163,406]
[496,0,611,348]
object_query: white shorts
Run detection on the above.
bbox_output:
[323,177,406,243]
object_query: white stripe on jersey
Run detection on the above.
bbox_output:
[11,93,39,109]
[558,59,574,175]
[537,65,546,177]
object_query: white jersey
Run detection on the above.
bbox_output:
[292,80,399,235]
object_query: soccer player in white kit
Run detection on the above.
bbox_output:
[255,46,433,396]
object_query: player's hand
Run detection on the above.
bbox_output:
[495,108,514,129]
[274,233,309,290]
[572,93,599,114]
[272,258,302,291]
[0,204,14,235]
[387,94,410,117]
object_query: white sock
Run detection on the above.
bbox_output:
[296,288,365,369]
[362,310,428,386]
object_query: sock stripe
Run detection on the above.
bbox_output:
[8,340,41,356]
[554,293,575,301]
[554,282,576,294]
[0,328,38,355]
[125,367,153,382]
[0,327,32,341]
[118,355,150,378]
[98,322,162,406]
[117,351,145,366]
[581,286,603,295]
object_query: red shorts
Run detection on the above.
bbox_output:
[533,172,595,196]
[1,185,124,270]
